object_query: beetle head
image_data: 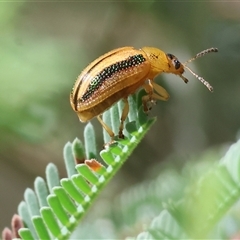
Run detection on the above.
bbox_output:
[166,48,218,92]
[166,53,186,82]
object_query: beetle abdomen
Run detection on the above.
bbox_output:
[77,76,151,122]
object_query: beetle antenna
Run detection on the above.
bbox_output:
[182,47,217,92]
[184,47,218,65]
[184,65,213,92]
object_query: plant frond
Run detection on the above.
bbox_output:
[16,91,156,239]
[134,139,240,239]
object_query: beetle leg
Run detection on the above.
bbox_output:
[152,82,170,101]
[143,80,170,112]
[143,80,155,112]
[144,79,154,95]
[97,115,115,140]
[119,98,129,139]
[142,94,151,113]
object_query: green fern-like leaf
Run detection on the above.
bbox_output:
[134,139,240,239]
[6,88,240,240]
[17,92,156,239]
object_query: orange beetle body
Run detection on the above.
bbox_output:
[70,46,217,141]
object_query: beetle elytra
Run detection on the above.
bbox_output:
[70,46,218,142]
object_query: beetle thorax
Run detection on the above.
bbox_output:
[141,47,173,79]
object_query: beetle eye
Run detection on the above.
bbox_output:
[167,53,181,69]
[174,59,181,69]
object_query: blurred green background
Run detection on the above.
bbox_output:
[1,1,240,232]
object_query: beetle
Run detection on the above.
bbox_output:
[70,46,218,142]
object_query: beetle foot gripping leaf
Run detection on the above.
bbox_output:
[70,46,217,144]
[144,99,157,113]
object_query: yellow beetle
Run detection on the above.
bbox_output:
[70,46,217,142]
